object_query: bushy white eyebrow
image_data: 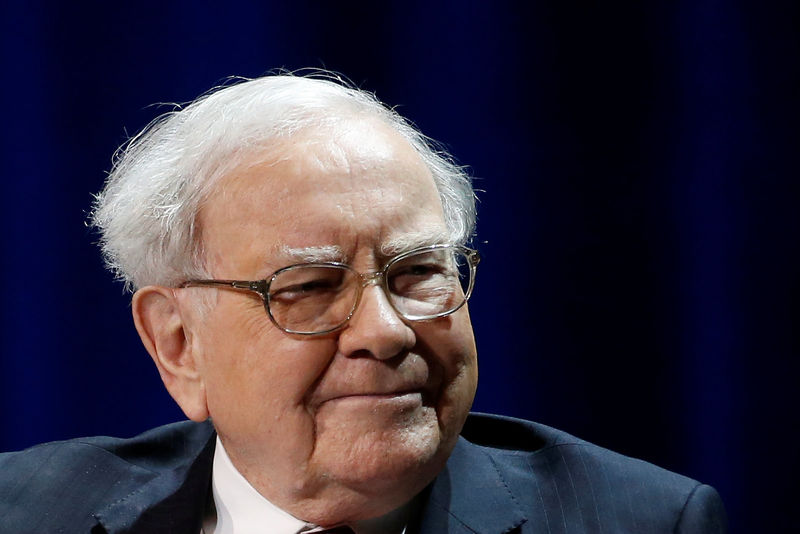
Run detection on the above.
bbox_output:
[380,229,453,257]
[274,228,451,267]
[278,244,345,263]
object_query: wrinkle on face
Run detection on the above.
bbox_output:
[189,116,477,524]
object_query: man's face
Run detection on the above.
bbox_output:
[184,118,478,522]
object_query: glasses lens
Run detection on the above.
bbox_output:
[386,247,472,319]
[267,265,358,334]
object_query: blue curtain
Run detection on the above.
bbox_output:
[1,2,797,531]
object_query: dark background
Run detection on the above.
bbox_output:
[1,2,798,532]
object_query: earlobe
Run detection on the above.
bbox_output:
[132,286,209,422]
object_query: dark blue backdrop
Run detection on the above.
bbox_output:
[1,2,797,532]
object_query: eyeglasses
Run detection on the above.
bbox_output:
[180,244,480,335]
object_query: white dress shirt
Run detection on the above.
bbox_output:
[202,437,411,534]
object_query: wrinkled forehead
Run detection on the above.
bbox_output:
[210,116,436,202]
[196,118,448,269]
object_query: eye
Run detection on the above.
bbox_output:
[389,260,454,295]
[274,279,334,296]
[401,263,442,276]
[269,267,348,303]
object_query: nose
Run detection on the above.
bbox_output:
[336,281,416,360]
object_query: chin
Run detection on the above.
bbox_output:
[317,410,446,490]
[293,405,465,524]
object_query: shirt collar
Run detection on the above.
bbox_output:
[205,436,313,534]
[204,436,411,534]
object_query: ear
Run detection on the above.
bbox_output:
[132,286,209,422]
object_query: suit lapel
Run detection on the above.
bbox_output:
[91,425,526,533]
[418,437,526,534]
[93,425,216,534]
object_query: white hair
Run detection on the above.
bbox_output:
[91,73,476,292]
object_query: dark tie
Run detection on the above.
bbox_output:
[319,528,355,534]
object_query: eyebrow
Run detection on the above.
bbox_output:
[379,229,453,257]
[278,244,345,263]
[271,228,452,268]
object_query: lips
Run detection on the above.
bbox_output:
[307,353,442,410]
[316,386,428,406]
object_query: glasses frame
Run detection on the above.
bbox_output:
[180,244,480,336]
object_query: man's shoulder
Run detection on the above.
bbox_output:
[0,420,215,533]
[0,419,214,474]
[460,412,699,488]
[442,412,728,533]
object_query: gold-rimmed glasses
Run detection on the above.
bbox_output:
[180,244,480,335]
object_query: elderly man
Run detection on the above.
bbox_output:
[0,74,726,533]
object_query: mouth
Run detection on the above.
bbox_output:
[319,388,430,408]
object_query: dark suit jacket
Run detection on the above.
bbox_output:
[0,413,727,533]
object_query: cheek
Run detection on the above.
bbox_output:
[195,305,339,428]
[417,313,478,416]
[435,312,477,376]
[200,326,345,475]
